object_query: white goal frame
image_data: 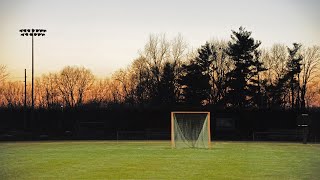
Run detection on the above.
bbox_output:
[171,111,211,148]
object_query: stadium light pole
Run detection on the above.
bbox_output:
[19,29,46,109]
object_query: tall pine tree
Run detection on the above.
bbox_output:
[269,43,302,110]
[225,27,264,108]
[158,62,176,105]
[179,42,216,106]
[286,43,303,109]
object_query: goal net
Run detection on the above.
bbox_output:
[171,112,211,148]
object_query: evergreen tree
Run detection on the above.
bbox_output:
[268,43,302,110]
[179,61,210,105]
[225,27,263,108]
[286,43,303,109]
[268,75,289,109]
[158,62,176,105]
[179,42,215,106]
[249,50,267,108]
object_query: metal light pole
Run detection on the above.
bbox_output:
[24,69,27,129]
[19,29,46,109]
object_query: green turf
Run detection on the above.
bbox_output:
[0,141,319,179]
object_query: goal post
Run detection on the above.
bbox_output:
[171,111,211,148]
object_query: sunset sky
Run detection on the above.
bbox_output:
[1,0,319,81]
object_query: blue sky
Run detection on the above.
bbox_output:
[1,0,319,79]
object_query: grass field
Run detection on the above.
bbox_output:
[0,141,320,179]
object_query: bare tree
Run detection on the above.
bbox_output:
[300,46,320,109]
[137,34,188,105]
[0,65,9,83]
[112,68,136,105]
[108,77,125,104]
[171,33,187,65]
[0,65,9,99]
[77,67,95,105]
[143,34,170,84]
[1,81,24,107]
[57,66,94,107]
[170,34,188,102]
[89,78,112,106]
[260,44,289,108]
[210,40,232,104]
[303,80,320,108]
[262,44,288,83]
[129,56,152,105]
[36,73,61,108]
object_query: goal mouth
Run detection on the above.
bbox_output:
[171,112,211,149]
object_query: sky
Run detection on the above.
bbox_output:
[1,0,319,81]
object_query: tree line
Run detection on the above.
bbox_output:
[1,27,320,111]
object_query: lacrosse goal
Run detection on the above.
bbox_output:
[171,112,211,148]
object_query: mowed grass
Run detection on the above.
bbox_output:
[0,141,320,180]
